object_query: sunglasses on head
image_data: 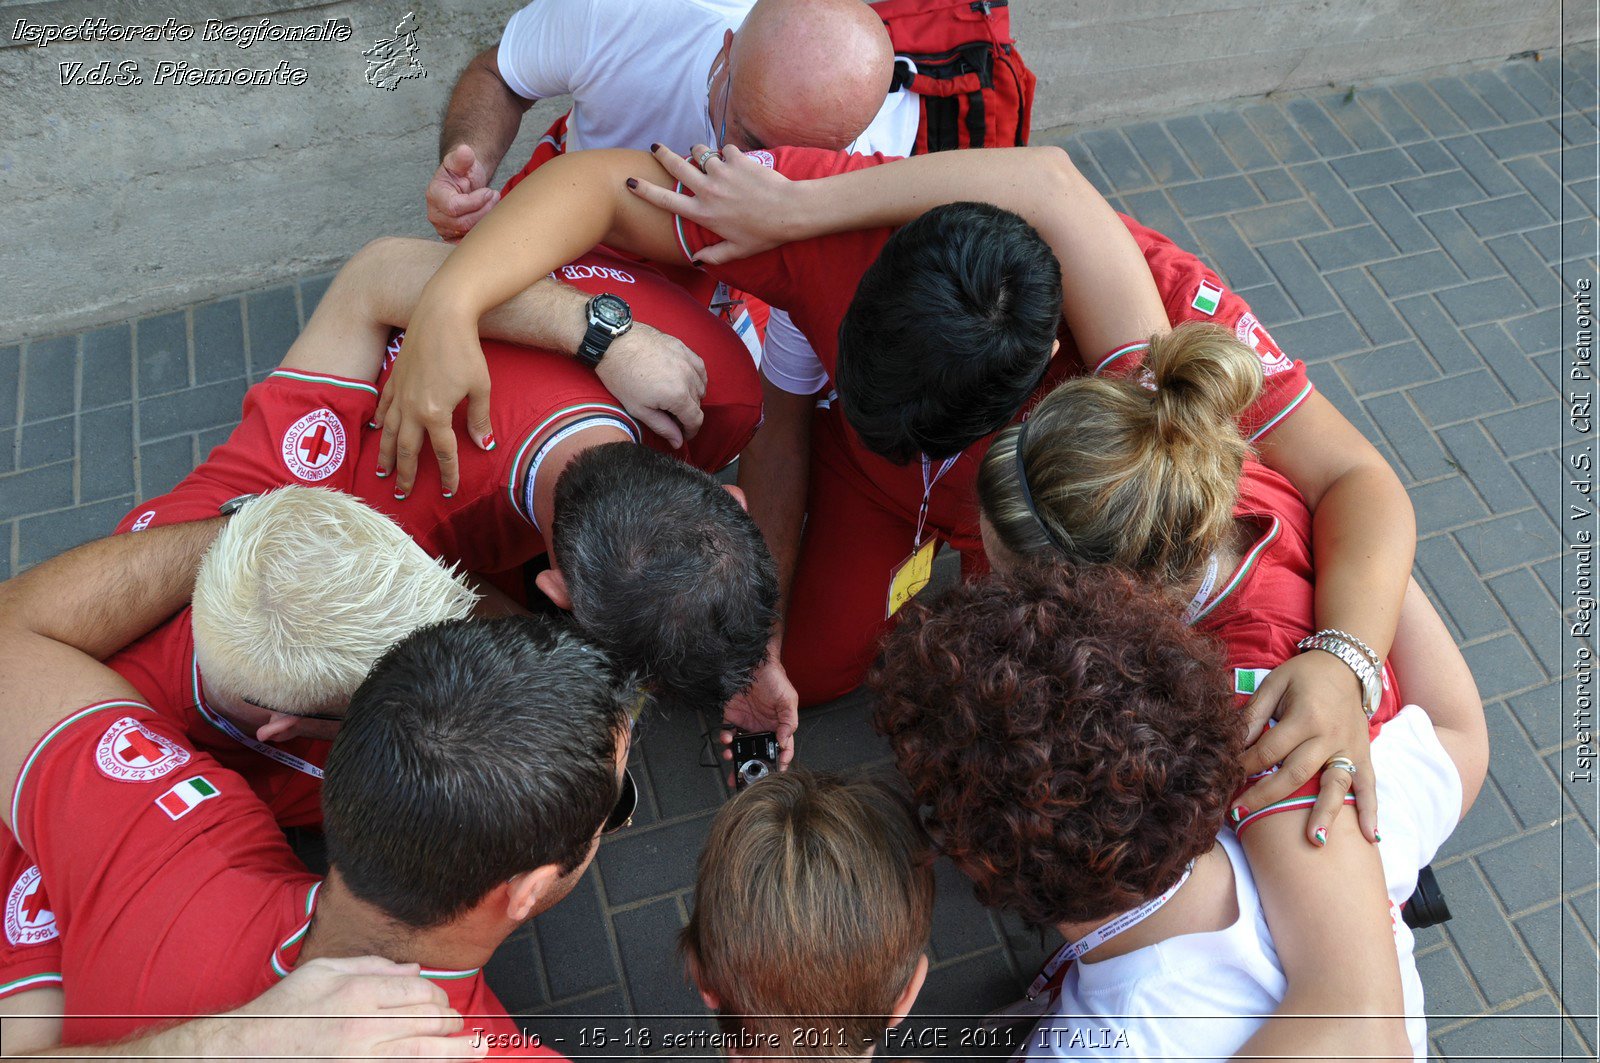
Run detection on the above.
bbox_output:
[604,768,638,834]
[241,697,344,723]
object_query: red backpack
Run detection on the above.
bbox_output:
[873,0,1037,153]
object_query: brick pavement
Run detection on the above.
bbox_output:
[2,45,1597,1061]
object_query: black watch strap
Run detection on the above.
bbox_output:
[577,322,614,368]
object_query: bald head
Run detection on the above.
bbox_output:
[722,0,893,151]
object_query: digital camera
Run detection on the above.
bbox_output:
[731,731,779,791]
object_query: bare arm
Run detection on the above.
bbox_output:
[427,47,532,241]
[1,958,482,1061]
[0,520,223,662]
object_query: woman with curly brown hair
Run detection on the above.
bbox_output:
[871,563,1485,1062]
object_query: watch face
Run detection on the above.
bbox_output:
[592,294,630,330]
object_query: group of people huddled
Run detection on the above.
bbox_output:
[0,1,1491,1060]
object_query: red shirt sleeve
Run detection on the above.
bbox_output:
[116,370,377,534]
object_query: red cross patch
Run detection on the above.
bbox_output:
[95,716,191,783]
[281,408,348,482]
[4,866,56,947]
[1234,313,1292,376]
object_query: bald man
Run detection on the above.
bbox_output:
[426,0,906,240]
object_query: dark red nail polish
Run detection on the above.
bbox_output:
[626,177,639,190]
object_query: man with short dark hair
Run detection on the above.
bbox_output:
[0,534,635,1058]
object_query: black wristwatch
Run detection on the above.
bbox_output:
[577,293,632,368]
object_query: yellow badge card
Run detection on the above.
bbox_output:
[886,539,938,619]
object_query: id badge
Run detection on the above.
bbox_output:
[886,538,938,619]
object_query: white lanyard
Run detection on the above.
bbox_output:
[1182,554,1222,624]
[915,453,961,547]
[523,415,635,533]
[192,658,324,780]
[1025,860,1194,1001]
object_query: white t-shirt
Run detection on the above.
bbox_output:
[1027,706,1463,1063]
[494,0,919,383]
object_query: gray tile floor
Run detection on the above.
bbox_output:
[2,44,1597,1062]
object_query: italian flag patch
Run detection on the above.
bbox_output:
[156,776,220,821]
[1234,668,1272,695]
[1192,280,1224,315]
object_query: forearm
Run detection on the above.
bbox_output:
[1310,464,1415,661]
[1389,577,1489,811]
[0,520,224,659]
[418,149,677,328]
[21,1016,236,1061]
[439,51,529,179]
[787,147,1168,355]
[1234,1002,1411,1061]
[736,383,815,624]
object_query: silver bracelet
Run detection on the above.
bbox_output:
[1297,633,1381,720]
[1308,627,1381,671]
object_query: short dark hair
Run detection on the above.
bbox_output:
[552,443,778,716]
[869,562,1243,926]
[837,202,1063,464]
[322,614,635,929]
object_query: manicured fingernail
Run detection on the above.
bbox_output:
[1373,828,1382,842]
[650,142,661,153]
[366,420,378,430]
[626,177,639,189]
[442,490,454,499]
[479,432,496,451]
[1313,826,1328,846]
[393,489,407,501]
[375,467,389,478]
[690,258,701,267]
[1229,805,1248,823]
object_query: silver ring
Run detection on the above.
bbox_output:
[695,148,722,172]
[1325,756,1358,777]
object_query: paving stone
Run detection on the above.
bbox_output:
[0,346,16,430]
[1392,170,1488,214]
[1430,75,1502,130]
[1123,121,1197,184]
[1365,392,1454,481]
[1457,508,1561,577]
[1257,240,1339,318]
[1413,475,1493,535]
[1076,128,1150,191]
[1487,62,1559,120]
[1414,535,1508,641]
[192,298,247,385]
[926,858,1002,965]
[1436,861,1546,1005]
[1437,421,1532,511]
[1488,569,1565,696]
[1464,321,1557,404]
[0,428,12,476]
[1330,146,1421,187]
[1366,254,1467,304]
[135,311,189,396]
[138,378,246,441]
[1435,277,1534,327]
[1409,369,1513,427]
[1289,160,1368,227]
[246,286,299,377]
[1118,189,1198,253]
[1462,633,1545,702]
[1504,154,1583,221]
[1562,816,1600,892]
[1248,167,1299,203]
[1299,224,1398,272]
[1188,217,1271,290]
[297,273,335,325]
[1438,779,1518,861]
[484,925,549,1013]
[595,812,712,906]
[17,495,135,570]
[136,435,196,500]
[1533,555,1561,606]
[1394,82,1469,137]
[1166,175,1262,218]
[610,898,706,1039]
[1405,138,1458,174]
[1162,115,1237,178]
[1486,234,1564,308]
[909,947,1019,1019]
[21,335,76,422]
[1511,449,1569,530]
[1507,682,1562,748]
[1325,268,1410,345]
[1415,946,1485,1029]
[1321,90,1392,151]
[1514,902,1600,1035]
[1229,283,1295,329]
[1439,133,1524,196]
[78,325,132,409]
[1415,208,1506,280]
[1479,825,1566,916]
[79,403,134,504]
[1357,86,1430,144]
[1458,193,1556,241]
[1284,98,1355,158]
[1242,102,1318,164]
[1484,399,1562,457]
[1269,311,1366,365]
[1352,185,1437,253]
[1485,701,1566,826]
[532,867,619,1002]
[18,415,72,471]
[0,461,73,522]
[1524,218,1598,265]
[1337,338,1440,395]
[521,986,629,1058]
[1479,120,1563,159]
[799,694,894,773]
[1434,996,1564,1059]
[1205,109,1277,171]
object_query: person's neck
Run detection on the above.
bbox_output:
[297,869,504,974]
[1052,843,1238,963]
[1177,517,1256,609]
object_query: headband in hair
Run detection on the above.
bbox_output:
[1012,416,1071,555]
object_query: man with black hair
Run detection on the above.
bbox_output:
[0,527,636,1057]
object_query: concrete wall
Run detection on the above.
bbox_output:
[0,0,1587,343]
